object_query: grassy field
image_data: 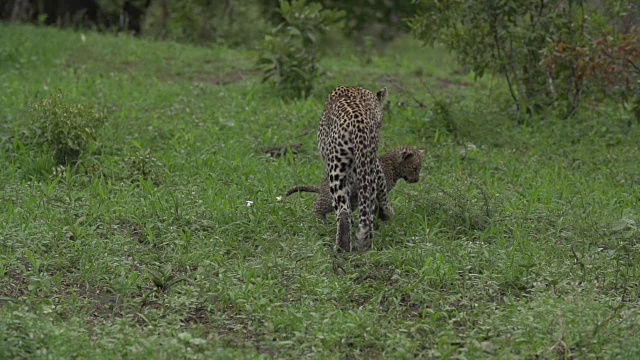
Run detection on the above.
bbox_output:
[1,23,640,359]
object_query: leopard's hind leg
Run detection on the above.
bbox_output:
[329,155,354,252]
[354,140,377,252]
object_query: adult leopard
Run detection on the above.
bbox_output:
[317,86,390,252]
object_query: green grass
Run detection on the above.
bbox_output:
[1,23,640,359]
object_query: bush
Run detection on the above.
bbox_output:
[142,0,269,47]
[31,91,105,165]
[256,0,344,99]
[125,146,164,183]
[539,11,640,120]
[258,0,416,41]
[408,0,640,119]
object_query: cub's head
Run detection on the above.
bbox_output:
[396,147,425,183]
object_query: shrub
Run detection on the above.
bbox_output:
[141,0,269,47]
[256,0,344,99]
[408,0,640,119]
[31,91,105,165]
[125,146,164,183]
[539,11,640,120]
[258,0,417,41]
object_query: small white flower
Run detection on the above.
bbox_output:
[276,196,283,202]
[246,200,253,207]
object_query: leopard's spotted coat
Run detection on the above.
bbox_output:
[316,86,389,251]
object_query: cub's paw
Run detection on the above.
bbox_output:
[379,204,394,221]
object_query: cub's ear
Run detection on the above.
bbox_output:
[401,150,415,161]
[376,87,388,104]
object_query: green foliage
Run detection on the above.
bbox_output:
[549,28,640,123]
[258,0,417,40]
[430,95,458,137]
[256,0,344,98]
[257,34,319,98]
[30,91,105,165]
[2,24,640,359]
[125,146,164,182]
[323,0,416,39]
[141,0,269,47]
[408,0,640,119]
[276,0,345,46]
[148,264,187,292]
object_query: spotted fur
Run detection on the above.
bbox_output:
[317,86,389,252]
[286,146,425,220]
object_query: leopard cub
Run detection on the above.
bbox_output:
[286,146,424,220]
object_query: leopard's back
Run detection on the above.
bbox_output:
[317,86,390,252]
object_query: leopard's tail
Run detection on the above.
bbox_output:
[285,185,321,196]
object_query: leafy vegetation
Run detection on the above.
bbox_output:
[141,0,270,47]
[1,23,640,359]
[408,0,640,118]
[28,91,105,165]
[256,0,344,98]
[253,0,416,42]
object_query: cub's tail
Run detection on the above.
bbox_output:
[285,185,321,196]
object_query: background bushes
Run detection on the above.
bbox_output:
[1,0,638,117]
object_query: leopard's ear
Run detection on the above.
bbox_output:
[376,87,388,104]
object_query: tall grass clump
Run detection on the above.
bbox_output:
[29,91,105,165]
